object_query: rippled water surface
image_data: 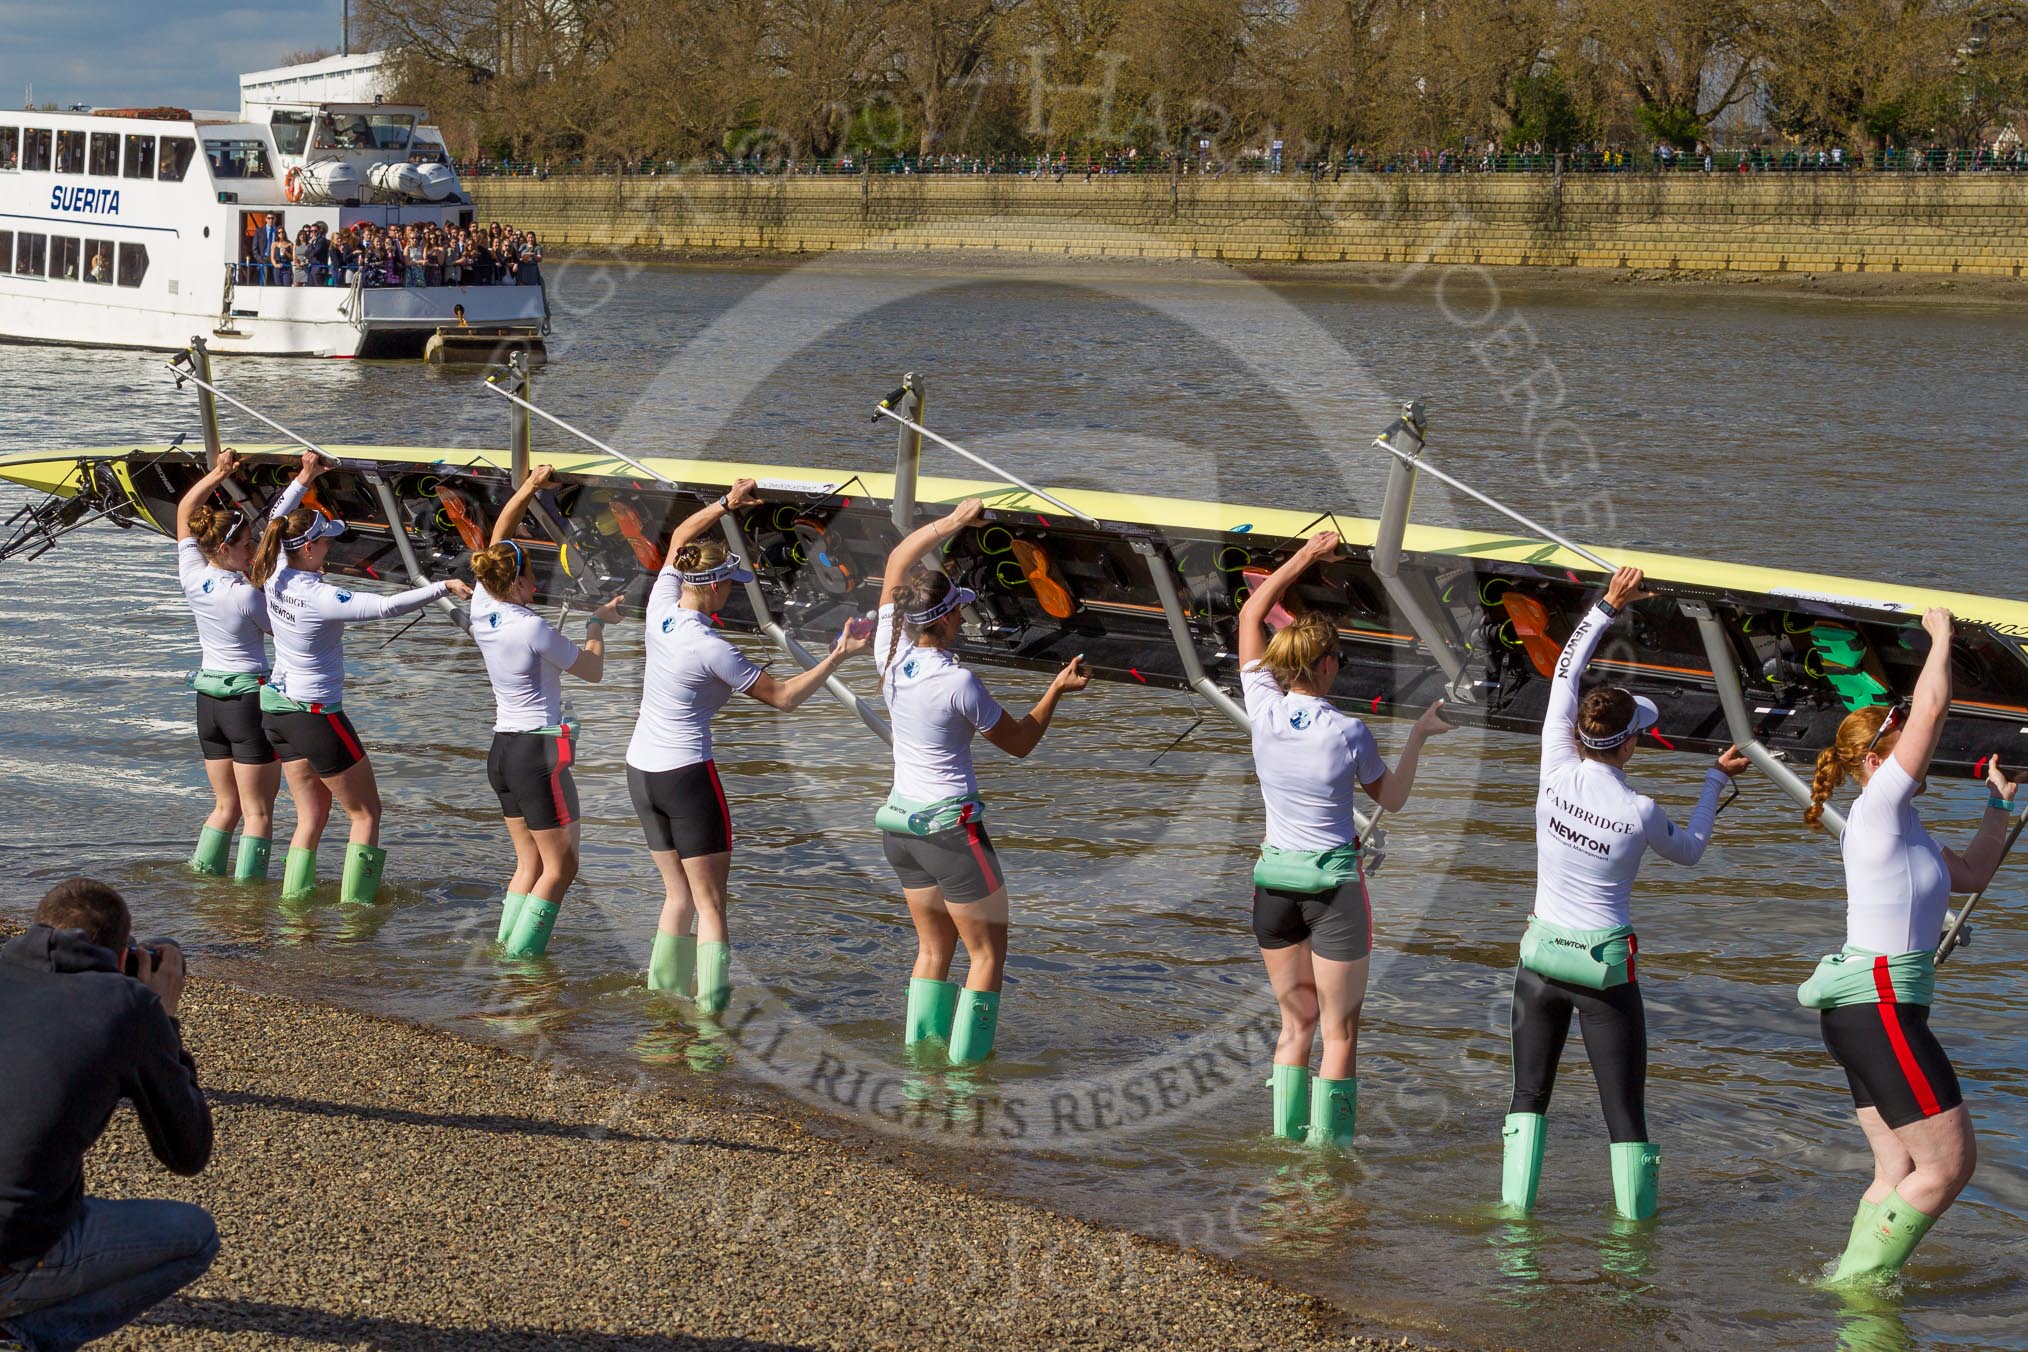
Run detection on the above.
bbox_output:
[3,259,2026,1349]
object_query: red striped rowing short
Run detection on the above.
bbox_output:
[1820,1000,1963,1129]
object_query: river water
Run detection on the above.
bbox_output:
[3,258,2025,1349]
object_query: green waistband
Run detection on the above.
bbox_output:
[259,686,339,715]
[1519,915,1637,990]
[876,791,985,836]
[1252,841,1362,893]
[1797,946,1936,1010]
[188,670,263,698]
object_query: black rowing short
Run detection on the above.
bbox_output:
[488,729,579,831]
[628,760,731,857]
[262,706,366,778]
[1821,1002,1964,1130]
[196,691,276,765]
[882,821,1004,904]
[1252,877,1372,962]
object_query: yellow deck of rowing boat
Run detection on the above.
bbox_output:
[6,443,2025,639]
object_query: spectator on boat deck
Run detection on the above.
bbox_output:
[292,229,311,287]
[268,231,292,288]
[515,232,543,287]
[425,233,444,288]
[405,229,427,287]
[470,233,495,285]
[305,224,331,286]
[445,230,464,287]
[0,879,217,1351]
[88,250,108,283]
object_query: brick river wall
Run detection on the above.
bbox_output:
[473,172,2028,277]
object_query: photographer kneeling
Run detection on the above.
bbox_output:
[0,880,216,1351]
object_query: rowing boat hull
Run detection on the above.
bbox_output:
[7,443,2025,777]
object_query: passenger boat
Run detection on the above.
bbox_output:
[4,383,2023,786]
[0,53,546,357]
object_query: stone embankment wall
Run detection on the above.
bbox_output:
[474,173,2028,276]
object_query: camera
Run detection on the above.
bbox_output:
[122,943,163,979]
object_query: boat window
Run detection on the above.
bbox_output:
[0,233,10,270]
[203,139,272,179]
[116,241,147,287]
[123,134,156,179]
[54,130,84,174]
[23,128,52,172]
[88,132,120,176]
[14,232,46,276]
[0,128,16,171]
[270,110,312,157]
[316,112,413,151]
[83,238,113,284]
[48,236,81,281]
[158,136,195,182]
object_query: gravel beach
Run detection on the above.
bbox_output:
[76,980,1450,1351]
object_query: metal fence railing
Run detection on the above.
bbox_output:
[454,146,2028,181]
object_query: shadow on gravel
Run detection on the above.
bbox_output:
[206,1088,790,1153]
[145,1296,821,1350]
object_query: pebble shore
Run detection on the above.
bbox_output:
[82,980,1449,1350]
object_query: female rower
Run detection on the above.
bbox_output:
[174,449,318,880]
[626,480,870,1009]
[1800,607,2011,1284]
[248,496,472,903]
[470,467,626,958]
[1503,565,1745,1220]
[1239,531,1455,1147]
[879,498,1088,1065]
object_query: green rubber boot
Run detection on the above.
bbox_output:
[233,835,271,882]
[1501,1112,1547,1215]
[904,977,960,1047]
[948,987,1001,1066]
[1269,1063,1310,1141]
[1610,1141,1661,1221]
[495,891,529,946]
[1831,1188,1937,1284]
[1842,1197,1882,1256]
[190,825,232,876]
[648,931,696,993]
[280,846,318,901]
[504,897,560,958]
[339,843,388,906]
[1307,1076,1358,1150]
[696,940,731,1013]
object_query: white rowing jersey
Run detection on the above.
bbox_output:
[178,540,270,673]
[471,585,580,733]
[264,568,450,707]
[1841,757,1950,954]
[625,573,762,772]
[1242,665,1384,851]
[1535,602,1727,930]
[172,478,309,674]
[876,603,1003,802]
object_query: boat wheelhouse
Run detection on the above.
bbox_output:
[0,53,546,357]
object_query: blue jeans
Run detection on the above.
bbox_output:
[0,1199,218,1351]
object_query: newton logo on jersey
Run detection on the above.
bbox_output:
[902,658,920,679]
[336,591,353,602]
[1289,709,1314,731]
[201,579,214,594]
[488,613,502,629]
[661,616,675,633]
